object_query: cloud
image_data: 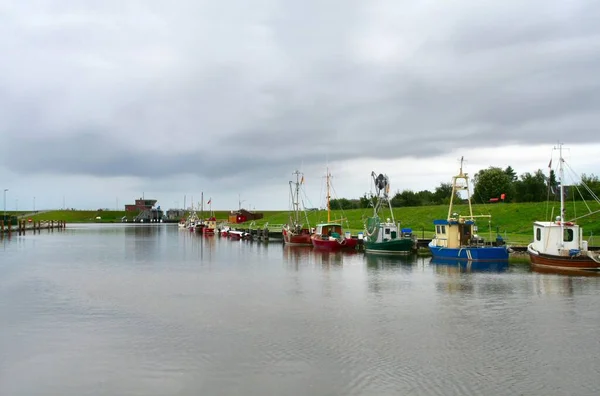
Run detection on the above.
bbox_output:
[1,1,600,209]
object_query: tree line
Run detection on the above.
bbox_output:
[329,166,600,210]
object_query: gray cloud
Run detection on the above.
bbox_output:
[2,0,600,191]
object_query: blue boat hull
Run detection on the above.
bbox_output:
[430,257,509,273]
[428,242,509,261]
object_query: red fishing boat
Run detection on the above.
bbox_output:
[310,168,358,251]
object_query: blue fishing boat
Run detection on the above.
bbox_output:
[428,157,509,261]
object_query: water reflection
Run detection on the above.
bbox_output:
[365,254,416,271]
[430,258,509,275]
[312,249,344,268]
[283,245,312,270]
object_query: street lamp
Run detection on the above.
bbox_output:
[3,189,8,221]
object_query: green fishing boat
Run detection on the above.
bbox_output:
[363,172,415,255]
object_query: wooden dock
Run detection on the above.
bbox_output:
[0,220,66,236]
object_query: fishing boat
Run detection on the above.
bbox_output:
[311,168,358,250]
[282,170,312,246]
[428,157,509,261]
[363,172,415,255]
[201,195,216,235]
[527,143,600,273]
[185,207,200,232]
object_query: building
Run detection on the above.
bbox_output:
[124,197,164,222]
[228,209,264,223]
[125,198,159,212]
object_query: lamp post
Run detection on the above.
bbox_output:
[33,196,35,212]
[3,189,7,221]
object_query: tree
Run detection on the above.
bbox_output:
[571,173,600,201]
[391,190,421,207]
[472,167,514,203]
[504,166,518,182]
[514,169,547,202]
[433,182,456,204]
[359,193,371,209]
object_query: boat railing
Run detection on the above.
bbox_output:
[263,223,284,232]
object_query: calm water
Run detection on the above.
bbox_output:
[1,224,599,396]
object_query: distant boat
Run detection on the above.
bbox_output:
[282,170,312,246]
[527,143,600,273]
[428,157,509,261]
[311,168,358,251]
[363,171,414,255]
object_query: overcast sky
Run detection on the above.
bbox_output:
[1,1,599,211]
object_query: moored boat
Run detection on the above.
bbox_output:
[363,171,415,255]
[428,157,509,261]
[527,143,600,273]
[311,168,358,250]
[203,216,217,235]
[282,170,312,246]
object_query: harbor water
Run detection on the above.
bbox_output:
[1,224,599,396]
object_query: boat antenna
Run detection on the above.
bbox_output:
[326,167,331,223]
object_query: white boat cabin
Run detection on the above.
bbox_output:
[315,223,343,238]
[531,220,586,256]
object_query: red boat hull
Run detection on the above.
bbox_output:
[311,235,358,250]
[283,228,312,246]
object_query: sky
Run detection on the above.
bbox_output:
[1,0,600,212]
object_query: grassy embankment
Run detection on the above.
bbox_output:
[19,200,600,247]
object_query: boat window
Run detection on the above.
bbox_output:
[564,228,574,242]
[441,226,446,234]
[385,228,390,235]
[436,225,440,234]
[536,228,541,241]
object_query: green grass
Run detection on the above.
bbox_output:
[18,200,600,247]
[251,200,600,246]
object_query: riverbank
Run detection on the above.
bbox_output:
[11,200,600,248]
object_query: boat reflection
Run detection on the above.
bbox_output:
[531,265,600,277]
[430,257,509,274]
[282,245,312,270]
[313,249,344,268]
[365,254,416,271]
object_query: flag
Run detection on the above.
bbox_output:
[207,198,211,205]
[301,176,304,184]
[548,158,552,169]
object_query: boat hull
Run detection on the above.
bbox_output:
[431,258,509,273]
[311,235,358,250]
[528,244,600,273]
[364,238,413,255]
[283,229,312,246]
[429,242,509,261]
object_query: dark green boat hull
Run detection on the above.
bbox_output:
[364,238,414,255]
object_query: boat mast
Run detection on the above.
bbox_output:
[447,156,473,221]
[201,192,204,219]
[385,176,395,224]
[291,170,302,225]
[326,167,331,223]
[557,142,565,247]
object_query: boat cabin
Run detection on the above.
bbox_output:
[531,220,585,256]
[315,223,343,238]
[433,217,477,248]
[204,216,217,230]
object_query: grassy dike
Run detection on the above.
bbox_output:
[19,200,600,247]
